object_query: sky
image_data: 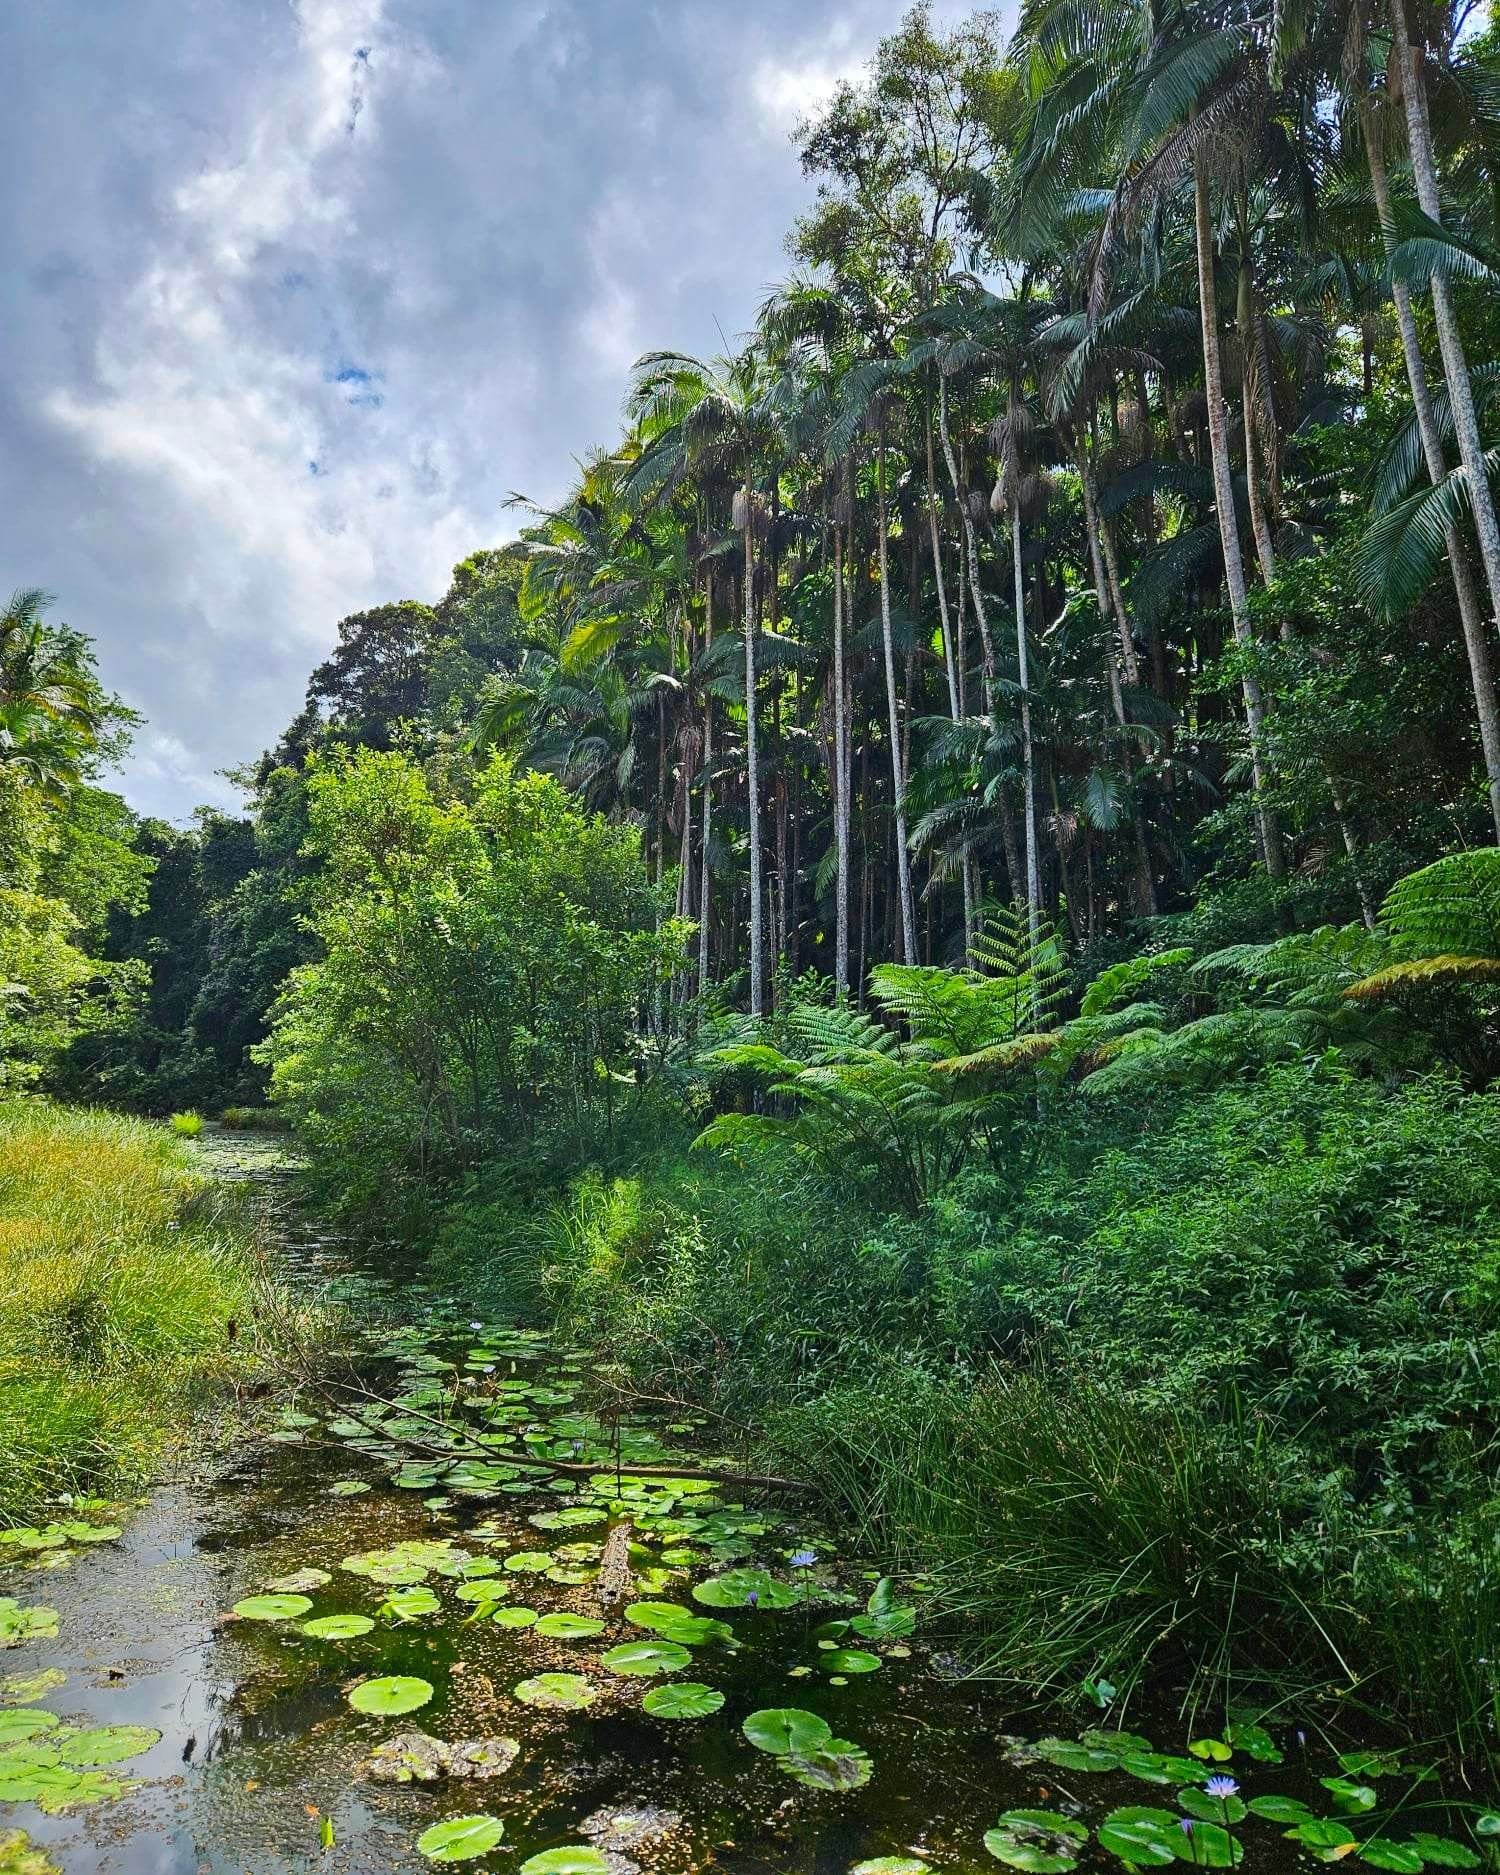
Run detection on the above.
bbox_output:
[1,0,988,821]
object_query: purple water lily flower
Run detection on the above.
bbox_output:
[1204,1775,1239,1799]
[1178,1818,1195,1836]
[789,1549,818,1569]
[746,1590,760,1607]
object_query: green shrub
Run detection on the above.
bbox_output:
[220,1106,289,1133]
[168,1110,203,1137]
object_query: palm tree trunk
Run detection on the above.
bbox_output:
[1237,250,1279,586]
[927,402,961,721]
[937,374,1000,717]
[1364,98,1500,838]
[1011,504,1042,961]
[1390,0,1500,625]
[742,492,764,1018]
[833,521,852,1000]
[699,576,714,994]
[877,431,918,963]
[1194,141,1288,881]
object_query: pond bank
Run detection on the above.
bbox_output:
[0,1131,1491,1875]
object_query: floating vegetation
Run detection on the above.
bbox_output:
[984,1810,1088,1872]
[415,1815,506,1862]
[0,1674,62,1707]
[533,1613,605,1640]
[300,1614,375,1640]
[513,1673,596,1710]
[599,1640,690,1677]
[0,1604,56,1649]
[367,1732,519,1784]
[347,1676,435,1716]
[230,1593,313,1622]
[518,1849,610,1875]
[639,1682,724,1719]
[0,1723,158,1812]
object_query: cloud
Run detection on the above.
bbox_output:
[0,0,979,821]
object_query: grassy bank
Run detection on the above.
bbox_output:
[0,1101,294,1517]
[428,1064,1500,1770]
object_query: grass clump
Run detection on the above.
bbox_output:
[0,1100,289,1516]
[168,1110,203,1137]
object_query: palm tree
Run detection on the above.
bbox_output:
[628,349,784,1016]
[0,590,104,799]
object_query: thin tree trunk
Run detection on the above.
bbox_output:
[1325,762,1377,931]
[1365,97,1500,837]
[1011,504,1042,963]
[877,430,918,963]
[927,402,961,720]
[1194,140,1288,880]
[833,521,852,1000]
[1390,0,1500,622]
[1238,254,1278,586]
[938,373,1000,718]
[698,577,714,995]
[742,493,764,1018]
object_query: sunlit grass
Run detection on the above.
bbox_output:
[0,1101,289,1516]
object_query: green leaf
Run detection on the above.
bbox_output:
[518,1851,610,1875]
[600,1641,690,1677]
[347,1676,434,1716]
[1356,1845,1425,1873]
[640,1682,725,1719]
[492,1606,539,1629]
[415,1816,505,1863]
[1408,1835,1480,1869]
[300,1614,375,1640]
[0,1714,57,1745]
[1246,1795,1312,1823]
[534,1614,605,1640]
[513,1673,596,1710]
[693,1568,801,1609]
[1097,1807,1182,1867]
[231,1594,313,1622]
[1322,1777,1378,1814]
[851,1861,929,1874]
[742,1708,832,1755]
[983,1809,1088,1872]
[1034,1737,1119,1773]
[784,1737,873,1791]
[57,1726,160,1768]
[382,1587,441,1620]
[823,1648,881,1674]
[1178,1789,1247,1825]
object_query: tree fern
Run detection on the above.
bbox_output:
[1347,850,1500,1000]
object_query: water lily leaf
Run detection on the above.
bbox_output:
[1096,1807,1181,1867]
[1246,1796,1312,1823]
[693,1568,800,1610]
[57,1726,160,1767]
[0,1714,56,1745]
[1224,1721,1281,1763]
[232,1594,313,1622]
[1034,1737,1119,1774]
[55,1523,121,1545]
[492,1606,539,1629]
[641,1682,725,1719]
[1339,1750,1402,1779]
[1179,1789,1247,1825]
[514,1673,596,1710]
[784,1738,873,1791]
[455,1581,511,1605]
[1189,1738,1233,1763]
[601,1641,690,1677]
[0,1824,59,1874]
[529,1509,607,1530]
[1408,1835,1480,1868]
[0,1671,64,1706]
[23,1767,134,1813]
[416,1815,505,1862]
[301,1614,375,1640]
[534,1614,605,1641]
[1288,1819,1359,1855]
[382,1588,442,1620]
[984,1809,1088,1872]
[329,1480,371,1497]
[518,1850,609,1875]
[348,1676,434,1716]
[823,1648,881,1674]
[545,1566,595,1587]
[742,1708,832,1755]
[1179,1823,1241,1867]
[504,1552,555,1574]
[264,1568,332,1595]
[1322,1778,1379,1814]
[851,1861,929,1874]
[0,1602,58,1647]
[1356,1844,1425,1873]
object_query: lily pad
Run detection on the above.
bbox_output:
[0,1826,59,1874]
[231,1594,313,1622]
[57,1726,160,1767]
[1356,1845,1425,1873]
[300,1614,375,1640]
[492,1606,539,1629]
[693,1568,800,1610]
[742,1707,832,1755]
[600,1640,690,1677]
[382,1587,442,1620]
[534,1614,605,1640]
[640,1682,725,1719]
[1246,1795,1312,1824]
[504,1552,555,1574]
[264,1568,333,1594]
[329,1480,371,1497]
[0,1714,56,1746]
[0,1672,63,1706]
[348,1675,434,1716]
[518,1851,610,1875]
[1408,1836,1481,1869]
[824,1648,881,1674]
[785,1738,873,1791]
[0,1603,57,1648]
[416,1815,505,1862]
[513,1673,596,1710]
[984,1810,1089,1873]
[1034,1736,1119,1774]
[1179,1788,1247,1825]
[1096,1807,1182,1867]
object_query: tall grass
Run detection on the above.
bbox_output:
[0,1101,288,1517]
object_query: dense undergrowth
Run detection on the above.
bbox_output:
[426,1062,1500,1770]
[0,1102,293,1517]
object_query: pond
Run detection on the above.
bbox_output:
[0,1131,1489,1875]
